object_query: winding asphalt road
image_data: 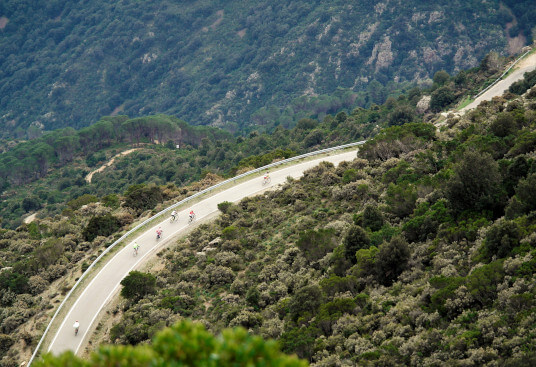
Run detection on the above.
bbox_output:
[46,148,359,356]
[461,51,536,112]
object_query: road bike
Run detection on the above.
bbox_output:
[170,214,178,223]
[262,176,271,186]
[188,213,196,224]
[133,246,139,257]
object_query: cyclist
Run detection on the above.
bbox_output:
[73,320,80,336]
[263,171,271,185]
[189,210,195,222]
[156,227,163,240]
[133,242,139,256]
[170,210,177,222]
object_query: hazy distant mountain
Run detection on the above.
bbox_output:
[0,0,534,137]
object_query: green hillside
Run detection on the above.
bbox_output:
[1,62,536,365]
[91,86,536,365]
[1,0,535,137]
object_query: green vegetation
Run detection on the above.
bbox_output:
[0,0,528,137]
[95,91,536,366]
[36,320,307,367]
[3,49,536,365]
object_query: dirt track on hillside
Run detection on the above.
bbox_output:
[85,149,139,183]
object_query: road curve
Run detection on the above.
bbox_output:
[46,148,358,356]
[461,52,536,112]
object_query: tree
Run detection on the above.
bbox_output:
[289,284,324,321]
[445,150,504,215]
[120,271,157,300]
[514,173,536,213]
[22,196,42,212]
[433,70,450,86]
[490,113,516,137]
[481,219,521,261]
[296,228,337,262]
[123,184,164,213]
[361,204,384,232]
[343,225,370,264]
[375,235,410,286]
[36,320,307,366]
[82,213,121,241]
[388,105,415,126]
[430,86,455,112]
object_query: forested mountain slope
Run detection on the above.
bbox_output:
[25,74,536,367]
[84,85,536,365]
[1,0,535,137]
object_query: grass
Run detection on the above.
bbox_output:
[456,96,474,111]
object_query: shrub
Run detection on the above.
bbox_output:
[403,200,452,243]
[490,113,516,137]
[375,236,410,286]
[120,271,157,300]
[82,213,121,241]
[361,204,384,232]
[385,183,417,218]
[40,320,308,366]
[514,173,536,214]
[217,201,233,214]
[430,86,455,111]
[289,284,324,321]
[445,150,504,215]
[123,184,163,212]
[465,260,504,307]
[296,228,337,262]
[22,196,42,212]
[279,326,320,361]
[67,194,98,210]
[344,225,370,264]
[481,219,521,261]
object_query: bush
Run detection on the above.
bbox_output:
[490,113,516,137]
[296,228,337,262]
[403,200,451,243]
[38,320,308,366]
[120,271,157,300]
[481,219,521,261]
[375,236,410,286]
[82,213,121,241]
[67,194,98,210]
[217,201,233,214]
[385,183,417,218]
[445,150,504,215]
[289,284,324,321]
[361,204,384,232]
[123,184,164,212]
[279,326,320,361]
[430,86,455,111]
[514,173,536,214]
[22,196,42,212]
[343,225,370,264]
[465,260,504,307]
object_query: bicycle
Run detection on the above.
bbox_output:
[170,215,178,223]
[133,246,139,257]
[262,176,271,186]
[188,213,196,224]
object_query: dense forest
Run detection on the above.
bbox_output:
[1,56,536,365]
[1,0,535,137]
[0,54,512,230]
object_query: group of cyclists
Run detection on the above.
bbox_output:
[131,210,197,255]
[74,172,274,336]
